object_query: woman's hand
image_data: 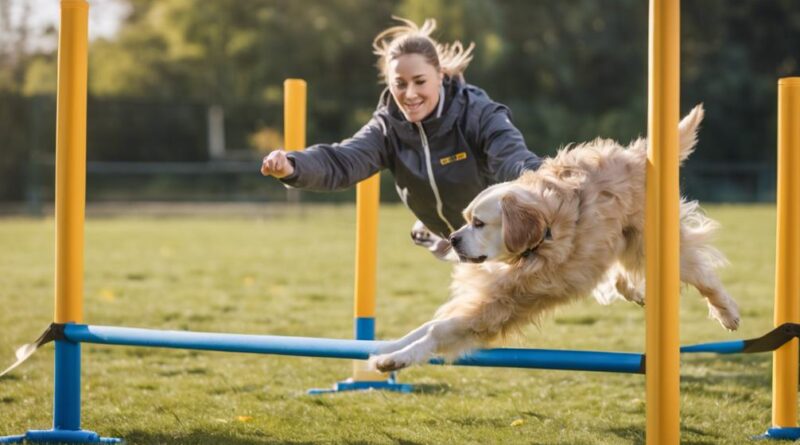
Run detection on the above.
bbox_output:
[260,150,295,178]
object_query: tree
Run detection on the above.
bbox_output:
[0,0,34,92]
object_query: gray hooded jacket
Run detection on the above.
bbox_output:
[281,77,541,237]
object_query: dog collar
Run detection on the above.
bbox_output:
[520,227,552,259]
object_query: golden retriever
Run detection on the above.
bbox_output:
[369,105,740,372]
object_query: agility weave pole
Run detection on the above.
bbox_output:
[332,170,406,393]
[282,79,402,393]
[768,77,800,439]
[0,1,104,443]
[645,0,680,442]
[2,0,800,443]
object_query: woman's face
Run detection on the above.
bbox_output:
[387,53,443,123]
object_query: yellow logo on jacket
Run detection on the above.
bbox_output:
[440,152,467,166]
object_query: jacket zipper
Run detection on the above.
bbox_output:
[416,122,455,234]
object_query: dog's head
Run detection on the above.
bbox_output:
[450,183,549,264]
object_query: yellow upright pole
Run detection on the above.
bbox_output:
[351,173,387,381]
[646,0,680,443]
[283,79,306,151]
[354,175,380,325]
[283,79,305,204]
[281,80,396,391]
[54,0,89,324]
[772,77,800,430]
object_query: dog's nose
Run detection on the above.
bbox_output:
[450,235,461,247]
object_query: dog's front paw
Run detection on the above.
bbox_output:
[368,353,411,372]
[430,239,454,258]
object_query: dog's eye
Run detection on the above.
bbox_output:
[473,219,485,228]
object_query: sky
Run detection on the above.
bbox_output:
[7,0,128,52]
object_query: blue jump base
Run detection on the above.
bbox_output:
[0,430,120,444]
[756,427,800,441]
[0,339,122,444]
[306,316,415,393]
[308,375,414,395]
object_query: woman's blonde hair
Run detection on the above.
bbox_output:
[372,17,475,83]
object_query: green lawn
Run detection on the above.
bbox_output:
[0,204,784,444]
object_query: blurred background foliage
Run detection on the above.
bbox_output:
[0,0,798,205]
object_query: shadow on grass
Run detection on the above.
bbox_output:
[605,423,720,445]
[529,441,596,445]
[683,353,769,371]
[410,382,452,394]
[125,430,431,445]
[680,355,771,393]
[123,430,316,445]
[375,431,426,445]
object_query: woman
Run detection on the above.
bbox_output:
[261,17,541,261]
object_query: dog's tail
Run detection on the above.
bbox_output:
[678,104,705,162]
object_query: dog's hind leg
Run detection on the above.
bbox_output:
[679,207,740,330]
[681,256,740,330]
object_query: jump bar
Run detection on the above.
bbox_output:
[63,324,647,374]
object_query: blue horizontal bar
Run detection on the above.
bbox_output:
[680,340,745,354]
[63,324,645,374]
[447,348,644,373]
[64,324,386,360]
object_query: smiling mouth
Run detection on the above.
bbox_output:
[404,102,423,113]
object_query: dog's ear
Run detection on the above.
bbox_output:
[501,193,546,254]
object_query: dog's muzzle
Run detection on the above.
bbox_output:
[450,235,487,263]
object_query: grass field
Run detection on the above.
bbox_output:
[0,203,784,444]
